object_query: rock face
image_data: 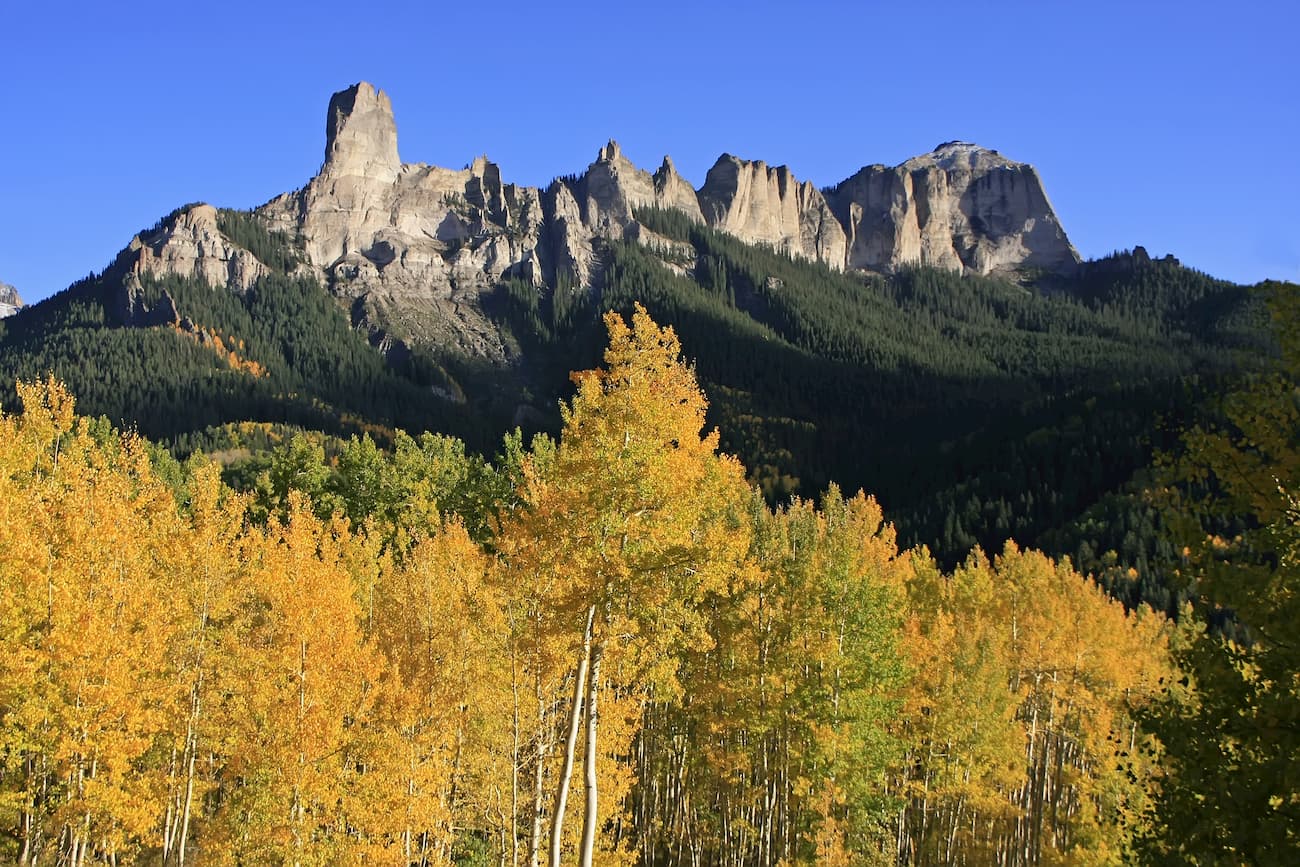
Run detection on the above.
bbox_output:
[0,281,23,318]
[258,83,546,361]
[827,142,1079,276]
[115,83,1082,364]
[323,82,400,185]
[698,155,847,270]
[126,204,269,292]
[546,142,707,287]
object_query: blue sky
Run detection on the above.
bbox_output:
[2,0,1296,303]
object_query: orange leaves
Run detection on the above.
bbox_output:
[208,497,380,865]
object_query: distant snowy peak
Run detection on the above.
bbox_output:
[0,281,23,318]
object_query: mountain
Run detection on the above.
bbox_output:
[127,82,1079,361]
[826,141,1080,275]
[0,81,1275,612]
[0,282,22,318]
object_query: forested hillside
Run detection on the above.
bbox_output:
[497,208,1269,613]
[0,311,1175,865]
[0,205,1274,619]
[0,211,511,454]
[3,296,1297,865]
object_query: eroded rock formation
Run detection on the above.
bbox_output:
[698,155,847,270]
[122,83,1082,364]
[127,204,268,292]
[827,141,1079,275]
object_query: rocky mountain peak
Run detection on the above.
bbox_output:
[905,140,1018,173]
[124,81,1085,365]
[652,156,702,222]
[597,140,623,163]
[0,280,23,318]
[323,82,399,184]
[828,143,1079,276]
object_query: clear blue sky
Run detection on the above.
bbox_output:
[2,0,1296,303]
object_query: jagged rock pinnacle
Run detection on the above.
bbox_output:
[828,144,1079,275]
[598,140,622,163]
[324,82,400,183]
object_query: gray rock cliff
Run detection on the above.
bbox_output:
[827,141,1079,276]
[126,204,269,292]
[546,142,705,287]
[697,155,847,270]
[107,83,1083,366]
[258,84,545,362]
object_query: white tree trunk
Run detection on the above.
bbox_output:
[548,605,595,867]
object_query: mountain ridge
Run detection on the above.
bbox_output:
[117,82,1065,362]
[0,80,1271,597]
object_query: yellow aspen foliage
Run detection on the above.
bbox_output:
[0,369,1178,867]
[356,518,513,865]
[639,488,907,867]
[205,495,380,866]
[499,304,751,867]
[895,543,1172,865]
[0,378,184,864]
[152,459,249,865]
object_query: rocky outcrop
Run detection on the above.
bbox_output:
[546,142,706,287]
[258,83,547,361]
[116,278,181,328]
[697,155,847,270]
[323,81,400,185]
[0,281,23,318]
[654,156,704,222]
[103,83,1083,367]
[127,204,269,292]
[827,142,1079,276]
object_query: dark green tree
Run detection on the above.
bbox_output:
[1140,281,1300,862]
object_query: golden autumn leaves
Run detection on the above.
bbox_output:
[0,306,1174,865]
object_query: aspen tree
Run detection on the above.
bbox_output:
[894,544,1171,865]
[156,460,246,867]
[360,519,512,865]
[0,380,181,864]
[500,305,749,866]
[208,496,379,866]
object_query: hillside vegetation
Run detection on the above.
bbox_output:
[0,207,1273,620]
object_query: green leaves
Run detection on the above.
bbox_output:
[1135,283,1300,862]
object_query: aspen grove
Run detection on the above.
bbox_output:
[0,307,1174,865]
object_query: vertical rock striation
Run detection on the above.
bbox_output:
[697,155,847,270]
[126,204,269,293]
[0,281,23,318]
[827,141,1079,276]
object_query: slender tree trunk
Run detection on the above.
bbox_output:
[170,675,203,867]
[178,723,198,867]
[579,642,603,867]
[162,747,178,864]
[511,640,521,867]
[529,686,548,867]
[549,605,595,867]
